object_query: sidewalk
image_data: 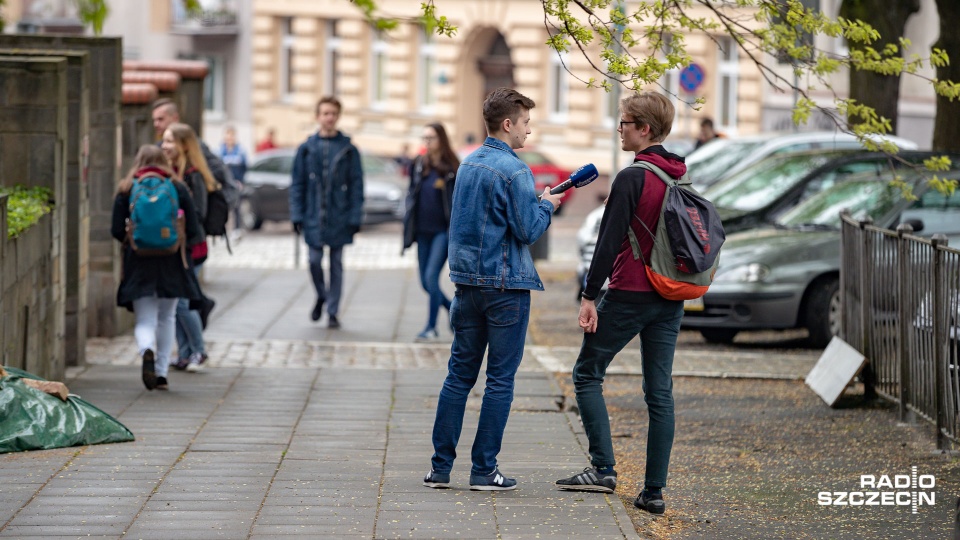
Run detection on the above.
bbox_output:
[0,220,646,539]
[1,214,824,539]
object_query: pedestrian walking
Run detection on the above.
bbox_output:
[402,122,459,342]
[289,96,364,329]
[219,125,248,183]
[162,122,217,372]
[111,145,204,391]
[554,92,687,515]
[423,88,562,491]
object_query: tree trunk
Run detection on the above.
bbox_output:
[932,0,960,152]
[839,0,920,132]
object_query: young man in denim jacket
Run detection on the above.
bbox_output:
[423,88,563,491]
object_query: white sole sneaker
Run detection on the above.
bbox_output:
[186,363,204,373]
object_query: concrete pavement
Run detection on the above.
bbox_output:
[1,214,819,539]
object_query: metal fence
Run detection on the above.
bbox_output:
[840,211,960,449]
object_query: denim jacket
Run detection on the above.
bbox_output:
[448,137,555,290]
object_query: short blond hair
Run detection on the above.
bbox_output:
[620,92,674,143]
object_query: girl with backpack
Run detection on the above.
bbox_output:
[112,145,204,391]
[401,122,459,342]
[162,122,218,372]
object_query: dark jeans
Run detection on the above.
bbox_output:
[416,231,451,331]
[308,245,344,317]
[572,296,683,488]
[430,286,531,476]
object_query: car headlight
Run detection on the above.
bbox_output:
[714,263,770,283]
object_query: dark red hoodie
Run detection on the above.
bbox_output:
[582,145,687,303]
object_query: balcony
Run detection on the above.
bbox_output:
[15,0,84,34]
[170,0,240,37]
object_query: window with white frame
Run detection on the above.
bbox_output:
[659,34,680,114]
[418,28,438,111]
[548,50,569,122]
[370,29,389,109]
[180,53,225,114]
[716,36,739,132]
[280,17,295,100]
[324,19,341,96]
[601,85,619,128]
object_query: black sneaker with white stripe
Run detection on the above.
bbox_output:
[469,467,517,491]
[555,467,617,493]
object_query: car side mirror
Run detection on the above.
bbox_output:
[903,218,924,233]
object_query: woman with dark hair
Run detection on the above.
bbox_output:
[112,145,204,391]
[402,122,460,342]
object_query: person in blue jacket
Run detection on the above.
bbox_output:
[289,96,364,329]
[423,88,562,491]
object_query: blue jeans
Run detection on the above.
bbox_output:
[572,296,683,488]
[430,286,530,476]
[417,231,451,331]
[308,245,344,317]
[176,263,205,360]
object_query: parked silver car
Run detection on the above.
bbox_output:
[682,171,960,347]
[236,148,405,230]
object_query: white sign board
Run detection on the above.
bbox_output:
[805,336,867,407]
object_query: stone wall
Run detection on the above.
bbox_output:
[0,48,91,367]
[0,56,68,380]
[0,35,126,338]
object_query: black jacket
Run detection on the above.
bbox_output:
[402,155,455,253]
[111,180,204,311]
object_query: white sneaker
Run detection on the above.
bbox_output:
[186,352,205,372]
[186,362,204,373]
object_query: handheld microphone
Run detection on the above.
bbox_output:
[549,163,599,195]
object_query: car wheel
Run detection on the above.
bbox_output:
[805,277,840,348]
[700,328,738,344]
[237,198,263,231]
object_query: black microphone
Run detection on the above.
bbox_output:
[549,163,599,195]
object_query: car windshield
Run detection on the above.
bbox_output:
[361,154,401,176]
[777,178,901,228]
[518,151,550,166]
[685,139,763,185]
[704,152,841,211]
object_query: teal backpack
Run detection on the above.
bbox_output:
[127,174,184,256]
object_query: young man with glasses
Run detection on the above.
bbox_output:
[423,88,563,491]
[555,92,686,515]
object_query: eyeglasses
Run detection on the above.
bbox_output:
[619,121,639,129]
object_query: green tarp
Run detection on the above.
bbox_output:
[0,367,135,453]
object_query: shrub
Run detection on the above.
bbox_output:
[0,185,53,238]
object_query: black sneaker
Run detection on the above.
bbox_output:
[423,470,451,489]
[141,349,157,391]
[327,315,340,329]
[199,297,216,329]
[155,376,169,391]
[469,468,517,491]
[555,467,617,493]
[634,490,666,514]
[310,298,324,322]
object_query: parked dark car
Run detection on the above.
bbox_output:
[704,150,958,234]
[681,170,960,347]
[237,148,405,230]
[684,131,918,192]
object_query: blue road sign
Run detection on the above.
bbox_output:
[679,63,705,93]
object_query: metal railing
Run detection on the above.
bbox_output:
[840,211,960,449]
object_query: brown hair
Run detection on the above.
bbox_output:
[422,122,460,178]
[166,123,218,192]
[118,145,175,194]
[315,96,342,116]
[482,87,535,135]
[620,92,674,143]
[151,97,178,116]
